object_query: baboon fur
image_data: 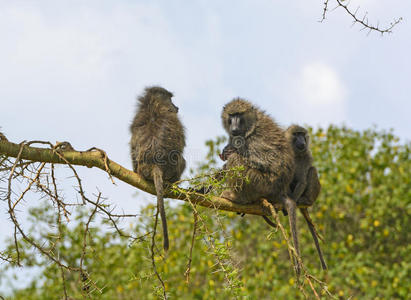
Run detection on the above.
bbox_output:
[130,86,186,251]
[220,98,295,205]
[219,98,302,274]
[286,125,327,270]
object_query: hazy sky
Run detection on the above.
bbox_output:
[0,0,410,291]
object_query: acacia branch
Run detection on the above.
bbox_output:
[321,0,402,35]
[0,138,306,216]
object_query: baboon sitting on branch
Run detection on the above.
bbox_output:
[219,98,301,272]
[286,125,327,270]
[130,86,186,251]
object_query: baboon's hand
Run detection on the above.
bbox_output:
[219,145,237,161]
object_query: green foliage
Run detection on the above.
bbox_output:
[309,126,411,299]
[2,126,410,299]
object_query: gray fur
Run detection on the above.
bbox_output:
[130,86,186,251]
[220,98,301,275]
[286,125,327,270]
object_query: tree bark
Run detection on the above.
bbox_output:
[0,139,304,216]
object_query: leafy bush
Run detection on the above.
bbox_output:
[2,126,410,299]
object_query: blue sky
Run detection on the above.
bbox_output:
[0,0,410,292]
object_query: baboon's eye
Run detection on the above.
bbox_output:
[228,118,232,125]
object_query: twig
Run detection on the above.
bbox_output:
[261,199,337,299]
[261,199,298,275]
[51,163,70,222]
[184,210,198,283]
[181,190,242,296]
[320,0,330,22]
[320,0,402,34]
[80,193,100,273]
[6,142,79,272]
[7,141,26,266]
[86,147,116,185]
[0,252,16,264]
[333,0,402,35]
[59,265,68,300]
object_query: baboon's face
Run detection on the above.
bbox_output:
[167,98,179,113]
[292,131,308,153]
[227,113,249,136]
[154,94,178,113]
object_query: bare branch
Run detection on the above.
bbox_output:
[261,199,336,298]
[0,138,308,216]
[320,0,330,22]
[321,0,402,34]
[184,210,198,283]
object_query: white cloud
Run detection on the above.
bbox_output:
[0,0,229,247]
[300,62,346,106]
[276,62,348,127]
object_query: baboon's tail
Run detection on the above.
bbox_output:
[284,196,301,276]
[262,216,277,228]
[153,166,169,251]
[301,208,327,270]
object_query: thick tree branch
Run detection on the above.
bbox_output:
[0,138,306,216]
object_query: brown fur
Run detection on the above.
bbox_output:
[220,98,295,204]
[130,86,186,251]
[220,98,301,274]
[286,125,327,270]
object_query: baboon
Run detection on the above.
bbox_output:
[0,130,7,141]
[220,143,276,224]
[220,98,301,273]
[219,143,237,161]
[130,86,186,251]
[286,125,327,270]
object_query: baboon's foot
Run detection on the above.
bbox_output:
[220,190,237,202]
